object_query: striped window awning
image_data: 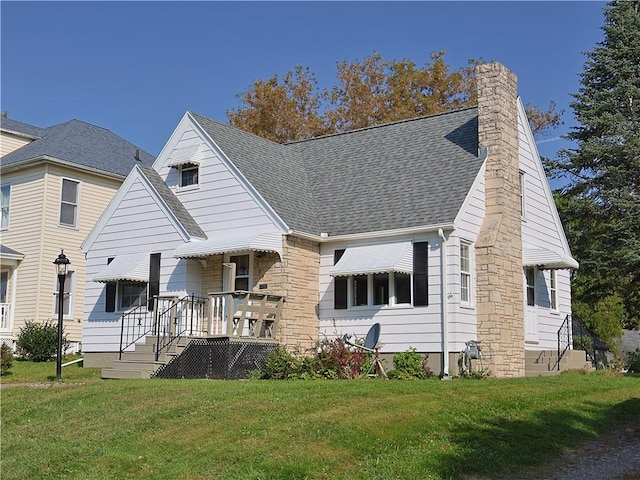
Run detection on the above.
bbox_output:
[329,242,413,277]
[166,144,206,167]
[173,232,284,260]
[92,253,150,283]
[523,246,578,270]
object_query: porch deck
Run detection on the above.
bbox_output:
[102,291,283,379]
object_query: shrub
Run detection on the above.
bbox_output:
[261,346,299,379]
[626,348,640,373]
[313,336,368,379]
[1,343,13,374]
[16,321,68,362]
[387,347,432,380]
[259,337,371,380]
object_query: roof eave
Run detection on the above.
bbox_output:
[1,155,126,181]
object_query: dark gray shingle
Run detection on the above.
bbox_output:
[1,118,47,138]
[1,119,155,177]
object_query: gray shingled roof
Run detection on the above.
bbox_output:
[1,244,24,257]
[1,118,155,177]
[192,108,481,237]
[292,108,480,236]
[137,164,206,239]
[1,117,47,138]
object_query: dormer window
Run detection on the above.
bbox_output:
[179,162,199,188]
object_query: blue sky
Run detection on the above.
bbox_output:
[2,1,606,161]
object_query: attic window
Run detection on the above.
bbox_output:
[178,163,199,188]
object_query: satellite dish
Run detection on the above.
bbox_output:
[364,323,381,350]
[343,323,387,378]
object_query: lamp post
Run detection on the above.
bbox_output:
[53,250,70,381]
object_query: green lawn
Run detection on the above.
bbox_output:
[1,367,638,480]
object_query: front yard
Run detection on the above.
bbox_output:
[1,366,638,479]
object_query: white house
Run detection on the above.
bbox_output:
[81,63,583,378]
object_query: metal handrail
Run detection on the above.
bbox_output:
[557,314,571,370]
[154,294,207,361]
[119,302,155,360]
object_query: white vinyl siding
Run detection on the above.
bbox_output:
[517,99,574,350]
[319,236,443,353]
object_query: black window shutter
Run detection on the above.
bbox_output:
[105,257,116,312]
[334,249,347,310]
[148,253,161,311]
[413,242,429,306]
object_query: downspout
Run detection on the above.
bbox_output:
[438,228,450,379]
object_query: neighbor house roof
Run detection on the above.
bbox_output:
[192,107,481,237]
[1,117,47,139]
[1,118,155,178]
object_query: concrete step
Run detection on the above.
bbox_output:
[101,368,154,379]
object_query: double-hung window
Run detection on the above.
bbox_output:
[1,184,10,230]
[460,241,472,305]
[60,179,79,227]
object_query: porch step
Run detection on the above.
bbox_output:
[525,350,593,377]
[101,336,189,379]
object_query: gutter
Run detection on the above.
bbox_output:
[439,228,450,379]
[290,223,455,243]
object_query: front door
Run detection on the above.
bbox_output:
[524,267,538,343]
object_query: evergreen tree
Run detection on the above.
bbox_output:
[548,0,640,330]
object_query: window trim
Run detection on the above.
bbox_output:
[59,178,80,228]
[1,183,10,230]
[460,240,473,306]
[519,170,526,220]
[225,251,253,291]
[178,163,199,189]
[525,266,536,307]
[117,281,148,311]
[549,270,558,311]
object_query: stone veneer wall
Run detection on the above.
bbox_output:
[275,237,320,354]
[475,63,525,378]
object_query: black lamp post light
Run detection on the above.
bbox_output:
[53,250,70,381]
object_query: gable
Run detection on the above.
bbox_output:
[517,98,577,268]
[81,165,204,253]
[153,113,290,239]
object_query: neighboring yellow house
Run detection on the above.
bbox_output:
[0,117,154,352]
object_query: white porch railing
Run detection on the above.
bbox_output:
[208,291,284,339]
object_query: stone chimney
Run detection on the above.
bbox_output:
[475,63,525,378]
